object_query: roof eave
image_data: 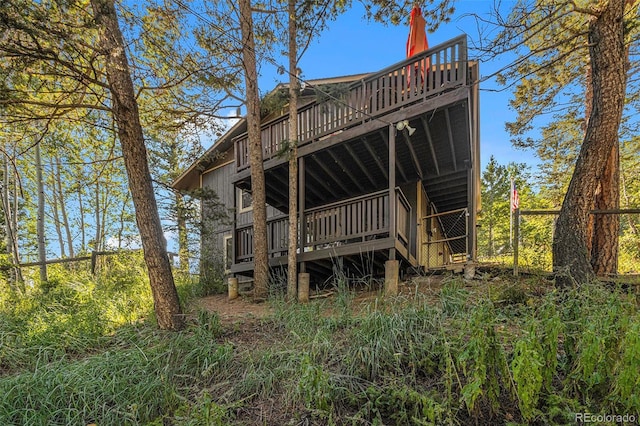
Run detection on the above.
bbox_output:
[172,118,247,191]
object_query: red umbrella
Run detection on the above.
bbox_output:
[406,6,429,89]
[406,6,429,58]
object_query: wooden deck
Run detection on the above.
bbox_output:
[234,36,468,172]
[229,34,479,277]
[231,189,413,273]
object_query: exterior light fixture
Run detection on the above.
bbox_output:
[396,119,416,136]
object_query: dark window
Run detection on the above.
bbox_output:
[239,189,253,212]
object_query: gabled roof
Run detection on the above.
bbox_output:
[172,73,372,191]
[172,117,246,191]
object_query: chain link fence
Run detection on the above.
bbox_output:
[422,208,468,269]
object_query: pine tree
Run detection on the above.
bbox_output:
[482,0,639,285]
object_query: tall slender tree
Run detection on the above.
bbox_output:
[90,0,184,329]
[2,0,236,328]
[480,157,510,257]
[1,150,24,288]
[286,0,299,301]
[35,138,47,282]
[238,0,269,300]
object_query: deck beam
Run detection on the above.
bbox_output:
[345,144,378,187]
[328,150,366,192]
[445,108,458,171]
[420,116,440,176]
[363,135,389,180]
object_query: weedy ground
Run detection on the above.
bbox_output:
[0,256,638,425]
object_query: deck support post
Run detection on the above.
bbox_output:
[232,184,237,268]
[384,260,399,296]
[228,277,239,300]
[388,123,396,249]
[386,122,399,298]
[298,272,310,303]
[299,156,306,259]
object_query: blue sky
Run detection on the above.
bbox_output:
[255,0,533,171]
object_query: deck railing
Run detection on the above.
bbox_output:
[235,216,288,263]
[234,189,411,263]
[235,35,468,171]
[304,190,389,248]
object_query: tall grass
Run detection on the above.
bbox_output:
[2,261,639,425]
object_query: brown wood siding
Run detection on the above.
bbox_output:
[201,161,234,235]
[201,158,283,230]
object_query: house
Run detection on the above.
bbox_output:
[173,35,480,287]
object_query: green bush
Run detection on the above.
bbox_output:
[2,265,639,425]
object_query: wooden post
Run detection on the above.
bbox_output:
[513,208,520,277]
[389,124,396,261]
[299,156,306,257]
[384,260,399,296]
[232,184,237,269]
[298,272,310,303]
[228,276,239,300]
[91,251,98,274]
[464,263,475,280]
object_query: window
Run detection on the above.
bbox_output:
[238,188,253,213]
[224,235,233,272]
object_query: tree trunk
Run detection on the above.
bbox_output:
[91,0,184,330]
[50,160,66,258]
[2,156,23,290]
[176,192,191,276]
[590,145,619,276]
[77,181,86,251]
[552,0,626,286]
[55,155,75,258]
[117,191,131,249]
[238,0,269,300]
[94,181,101,250]
[584,50,620,277]
[35,140,48,283]
[287,0,299,302]
[488,221,494,258]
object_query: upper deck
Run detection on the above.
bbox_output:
[233,35,471,176]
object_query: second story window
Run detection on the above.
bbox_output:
[238,188,253,213]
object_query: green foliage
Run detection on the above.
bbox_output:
[314,82,351,106]
[173,392,235,426]
[619,230,640,273]
[0,253,152,374]
[352,384,446,425]
[511,327,545,421]
[346,306,441,381]
[0,316,231,425]
[438,276,470,315]
[2,267,640,424]
[260,88,290,118]
[457,302,510,415]
[297,354,332,412]
[612,320,640,412]
[571,289,631,399]
[478,156,531,259]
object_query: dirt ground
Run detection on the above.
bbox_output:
[188,272,466,325]
[184,267,529,425]
[191,293,273,323]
